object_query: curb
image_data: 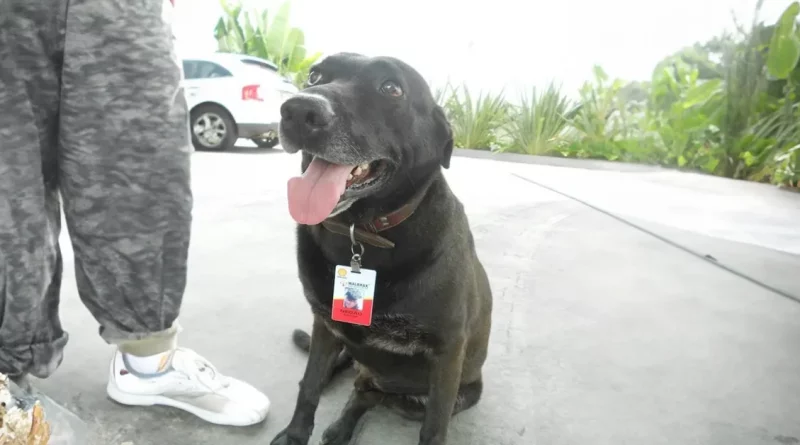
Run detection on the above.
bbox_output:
[451,148,667,173]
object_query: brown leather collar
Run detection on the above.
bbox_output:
[321,176,436,249]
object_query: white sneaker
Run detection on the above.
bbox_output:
[106,347,270,426]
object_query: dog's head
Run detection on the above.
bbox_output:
[280,52,453,226]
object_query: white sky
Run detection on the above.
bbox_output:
[173,0,792,99]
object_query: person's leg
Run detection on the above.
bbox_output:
[0,0,70,382]
[58,0,269,426]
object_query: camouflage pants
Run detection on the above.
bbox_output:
[0,0,193,378]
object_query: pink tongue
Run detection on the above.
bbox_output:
[287,157,355,225]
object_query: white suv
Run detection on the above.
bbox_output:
[181,53,298,151]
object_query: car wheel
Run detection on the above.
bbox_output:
[252,135,279,149]
[190,104,237,151]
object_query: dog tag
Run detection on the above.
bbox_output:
[331,265,376,327]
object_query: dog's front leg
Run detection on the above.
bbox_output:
[271,316,343,445]
[419,336,467,445]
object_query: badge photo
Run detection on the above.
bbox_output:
[331,266,376,327]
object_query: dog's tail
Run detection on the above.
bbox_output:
[291,329,354,382]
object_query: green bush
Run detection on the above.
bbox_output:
[214,0,322,89]
[436,0,800,189]
[437,83,509,151]
[500,82,577,156]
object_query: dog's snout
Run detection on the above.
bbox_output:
[280,95,333,133]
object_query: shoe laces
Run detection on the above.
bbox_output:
[176,348,231,390]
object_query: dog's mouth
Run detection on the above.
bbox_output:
[345,160,387,190]
[287,155,390,226]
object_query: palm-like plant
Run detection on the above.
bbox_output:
[214,0,322,89]
[439,83,509,150]
[501,83,576,155]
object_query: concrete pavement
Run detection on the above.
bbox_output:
[32,148,800,445]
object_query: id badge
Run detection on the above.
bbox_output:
[331,265,376,327]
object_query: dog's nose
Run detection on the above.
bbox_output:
[280,95,333,134]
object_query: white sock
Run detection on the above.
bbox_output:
[123,350,175,375]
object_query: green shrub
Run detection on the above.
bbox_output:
[499,82,576,156]
[214,0,322,89]
[438,83,509,151]
[565,66,651,161]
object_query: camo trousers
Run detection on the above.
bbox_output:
[0,0,193,378]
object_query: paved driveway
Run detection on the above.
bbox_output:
[36,148,800,445]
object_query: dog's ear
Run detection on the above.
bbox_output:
[433,105,454,169]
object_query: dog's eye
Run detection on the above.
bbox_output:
[380,80,403,97]
[307,70,322,86]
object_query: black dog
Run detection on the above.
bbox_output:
[272,52,493,445]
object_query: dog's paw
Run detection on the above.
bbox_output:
[320,420,355,445]
[270,428,309,445]
[418,430,447,445]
